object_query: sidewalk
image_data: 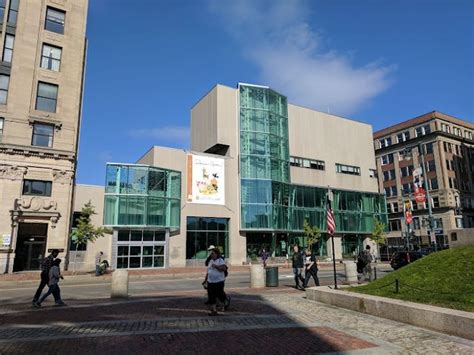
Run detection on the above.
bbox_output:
[0,287,472,354]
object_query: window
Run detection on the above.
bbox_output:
[426,160,436,172]
[431,196,440,208]
[441,123,451,133]
[383,169,395,181]
[2,34,14,63]
[402,183,412,194]
[415,124,431,137]
[424,142,434,154]
[446,160,454,171]
[0,117,3,142]
[22,179,52,196]
[381,154,394,165]
[453,127,462,137]
[187,217,229,259]
[36,82,58,112]
[0,74,9,104]
[455,218,463,229]
[45,7,65,34]
[336,163,360,176]
[396,131,410,143]
[454,145,460,155]
[379,137,392,148]
[400,165,413,177]
[411,200,418,211]
[369,169,377,178]
[41,44,61,71]
[389,219,401,231]
[412,217,420,230]
[392,202,399,213]
[443,142,452,153]
[433,218,443,229]
[289,156,325,171]
[464,130,473,140]
[32,123,54,147]
[0,0,5,22]
[7,0,18,25]
[384,186,397,197]
[430,178,438,190]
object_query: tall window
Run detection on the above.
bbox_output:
[22,180,52,196]
[0,74,9,104]
[36,82,58,112]
[379,137,392,148]
[0,117,3,142]
[0,0,5,22]
[415,124,431,137]
[2,34,14,63]
[430,178,438,190]
[32,123,54,147]
[41,44,61,71]
[396,131,410,143]
[381,154,394,165]
[424,142,434,154]
[45,7,65,34]
[7,0,18,25]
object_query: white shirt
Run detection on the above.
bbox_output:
[207,257,226,283]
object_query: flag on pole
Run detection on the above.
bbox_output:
[327,197,336,235]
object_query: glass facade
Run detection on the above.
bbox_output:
[239,83,387,234]
[186,217,229,260]
[116,229,166,269]
[104,164,181,228]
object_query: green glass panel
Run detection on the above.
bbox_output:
[148,168,166,197]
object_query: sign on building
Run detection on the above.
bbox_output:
[187,154,225,205]
[1,234,11,247]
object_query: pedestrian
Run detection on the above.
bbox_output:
[202,245,215,305]
[261,248,269,267]
[35,258,66,307]
[303,249,320,288]
[205,247,230,316]
[357,245,374,283]
[32,249,59,305]
[95,251,104,276]
[291,244,305,289]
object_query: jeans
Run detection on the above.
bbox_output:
[95,265,101,276]
[304,269,320,287]
[33,272,49,302]
[293,267,304,287]
[38,284,62,304]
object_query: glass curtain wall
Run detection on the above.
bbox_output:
[104,164,181,228]
[186,217,229,259]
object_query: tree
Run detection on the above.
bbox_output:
[71,201,111,273]
[370,219,387,262]
[303,219,321,253]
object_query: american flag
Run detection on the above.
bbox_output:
[327,198,336,235]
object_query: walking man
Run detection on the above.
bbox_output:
[32,249,59,305]
[291,244,305,289]
[303,249,320,288]
[358,245,374,283]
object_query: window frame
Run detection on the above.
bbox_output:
[35,81,58,113]
[0,117,3,142]
[0,74,9,104]
[7,0,18,25]
[45,6,66,34]
[22,179,52,197]
[31,122,54,147]
[2,33,14,63]
[40,43,62,72]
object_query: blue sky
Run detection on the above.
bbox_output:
[78,0,473,185]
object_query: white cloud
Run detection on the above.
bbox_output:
[209,0,395,116]
[129,125,190,146]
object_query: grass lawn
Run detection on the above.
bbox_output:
[349,246,474,312]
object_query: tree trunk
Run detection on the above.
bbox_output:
[73,242,79,275]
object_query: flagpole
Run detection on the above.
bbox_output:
[327,187,338,290]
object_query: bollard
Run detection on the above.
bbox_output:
[111,269,129,298]
[395,279,399,293]
[250,264,266,288]
[343,261,358,283]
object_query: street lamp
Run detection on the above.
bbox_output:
[402,144,437,252]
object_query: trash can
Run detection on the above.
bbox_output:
[265,267,279,287]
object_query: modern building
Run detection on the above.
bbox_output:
[373,111,474,256]
[69,83,387,272]
[0,0,88,273]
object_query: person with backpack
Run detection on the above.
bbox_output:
[32,249,59,306]
[205,247,230,316]
[357,245,374,283]
[34,258,66,307]
[303,249,320,288]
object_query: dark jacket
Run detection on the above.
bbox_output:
[292,251,304,268]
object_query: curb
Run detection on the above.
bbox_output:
[306,286,474,340]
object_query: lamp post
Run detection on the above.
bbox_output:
[402,143,437,252]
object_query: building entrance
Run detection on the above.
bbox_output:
[116,229,167,269]
[13,223,48,272]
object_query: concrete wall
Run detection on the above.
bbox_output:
[448,228,474,247]
[288,104,379,193]
[69,184,112,272]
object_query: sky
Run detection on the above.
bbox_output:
[78,0,474,185]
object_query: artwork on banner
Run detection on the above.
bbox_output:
[187,154,225,205]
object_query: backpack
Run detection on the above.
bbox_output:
[357,251,371,272]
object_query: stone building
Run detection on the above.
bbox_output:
[0,0,88,273]
[373,111,474,257]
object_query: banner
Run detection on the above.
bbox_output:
[187,154,225,205]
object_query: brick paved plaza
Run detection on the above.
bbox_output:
[0,286,472,354]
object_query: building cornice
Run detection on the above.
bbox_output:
[0,143,76,161]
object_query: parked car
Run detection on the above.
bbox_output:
[390,251,424,270]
